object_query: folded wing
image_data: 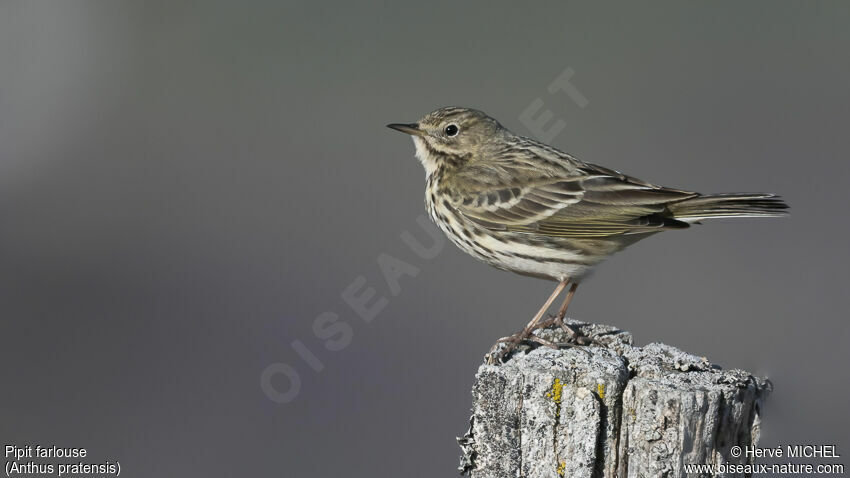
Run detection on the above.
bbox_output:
[447,162,698,238]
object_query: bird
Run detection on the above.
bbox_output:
[387,107,788,363]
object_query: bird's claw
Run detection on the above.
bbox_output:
[485,318,600,364]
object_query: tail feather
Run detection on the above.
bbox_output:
[669,193,789,221]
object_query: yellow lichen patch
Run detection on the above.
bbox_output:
[546,378,564,419]
[596,383,606,400]
[557,461,566,477]
[546,378,564,404]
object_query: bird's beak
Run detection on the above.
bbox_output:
[387,123,425,137]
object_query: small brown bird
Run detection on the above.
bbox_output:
[388,107,787,362]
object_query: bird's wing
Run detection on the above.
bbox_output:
[448,161,699,238]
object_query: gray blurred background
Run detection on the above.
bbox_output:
[1,1,848,476]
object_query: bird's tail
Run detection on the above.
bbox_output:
[669,193,789,222]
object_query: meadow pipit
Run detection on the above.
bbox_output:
[388,107,788,363]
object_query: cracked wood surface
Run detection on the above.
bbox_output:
[458,321,770,478]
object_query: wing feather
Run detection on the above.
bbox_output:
[445,159,697,238]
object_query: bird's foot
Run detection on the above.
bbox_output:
[485,330,531,365]
[485,317,600,364]
[550,315,598,346]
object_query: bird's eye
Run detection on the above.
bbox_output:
[444,124,459,137]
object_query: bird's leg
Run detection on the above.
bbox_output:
[486,279,569,364]
[552,282,594,346]
[522,279,569,333]
[553,282,579,335]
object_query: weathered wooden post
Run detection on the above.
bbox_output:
[458,321,770,477]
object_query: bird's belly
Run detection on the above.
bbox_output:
[427,200,595,281]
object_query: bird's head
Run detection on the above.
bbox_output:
[388,107,504,175]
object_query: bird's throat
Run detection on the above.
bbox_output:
[412,136,441,177]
